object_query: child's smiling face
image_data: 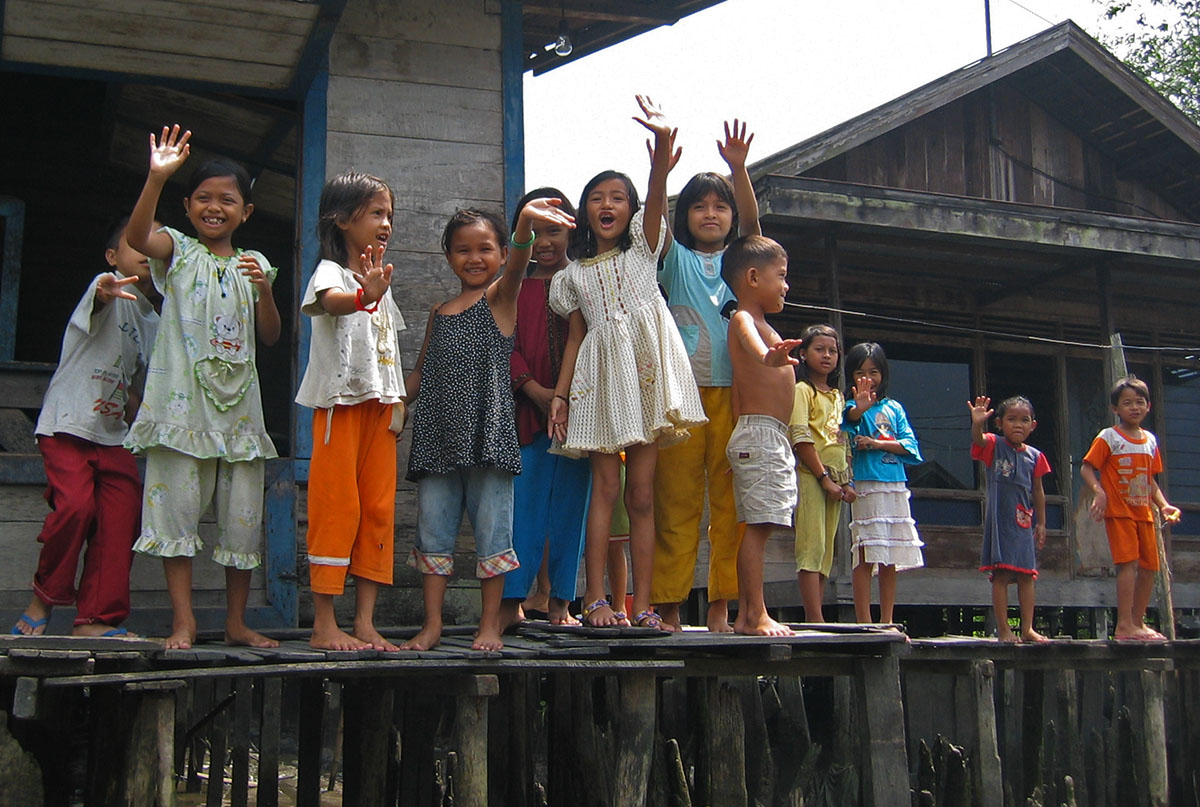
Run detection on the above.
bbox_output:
[531,218,571,271]
[1113,386,1150,428]
[852,358,882,394]
[184,175,252,246]
[998,403,1036,445]
[446,220,506,290]
[585,178,632,252]
[687,191,733,251]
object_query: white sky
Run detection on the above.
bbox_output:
[523,0,1120,200]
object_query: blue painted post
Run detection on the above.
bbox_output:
[501,0,525,222]
[0,198,26,362]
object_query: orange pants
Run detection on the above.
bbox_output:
[307,402,396,595]
[651,386,745,603]
[1105,517,1158,570]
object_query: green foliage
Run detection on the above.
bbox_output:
[1099,0,1200,122]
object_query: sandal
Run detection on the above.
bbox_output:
[582,599,615,627]
[633,610,673,632]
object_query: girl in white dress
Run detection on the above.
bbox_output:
[548,97,706,629]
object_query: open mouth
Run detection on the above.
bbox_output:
[202,216,225,227]
[598,212,616,228]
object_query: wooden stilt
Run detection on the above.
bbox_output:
[342,678,393,806]
[970,661,1003,807]
[1141,670,1168,807]
[703,679,746,807]
[295,678,324,807]
[206,678,230,807]
[612,672,657,807]
[855,652,910,807]
[230,677,252,807]
[454,688,489,806]
[257,677,281,807]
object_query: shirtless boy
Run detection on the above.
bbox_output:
[722,235,801,636]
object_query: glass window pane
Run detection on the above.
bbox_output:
[1163,364,1200,504]
[888,356,973,489]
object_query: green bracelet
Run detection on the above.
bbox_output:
[510,231,535,248]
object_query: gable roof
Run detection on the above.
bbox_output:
[749,21,1200,222]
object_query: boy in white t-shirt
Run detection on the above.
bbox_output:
[12,217,160,636]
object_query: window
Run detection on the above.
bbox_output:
[887,350,973,490]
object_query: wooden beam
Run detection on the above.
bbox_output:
[522,0,679,25]
[760,176,1200,265]
[285,0,346,100]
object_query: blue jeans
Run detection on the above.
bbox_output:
[409,466,519,578]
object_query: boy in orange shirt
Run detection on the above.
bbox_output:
[1080,375,1180,640]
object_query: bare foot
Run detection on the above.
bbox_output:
[225,623,279,648]
[734,613,796,637]
[548,598,580,626]
[657,602,684,632]
[311,626,371,651]
[522,591,550,615]
[707,601,733,633]
[1021,628,1049,643]
[498,601,524,636]
[473,624,504,651]
[73,623,137,638]
[997,627,1019,643]
[12,597,51,636]
[164,613,198,649]
[400,625,442,651]
[352,621,399,651]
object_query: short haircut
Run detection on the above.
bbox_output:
[995,395,1036,421]
[844,342,889,400]
[673,172,738,250]
[721,235,787,290]
[441,208,508,253]
[105,215,132,251]
[1110,374,1151,406]
[187,158,253,205]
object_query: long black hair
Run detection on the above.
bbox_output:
[844,342,890,400]
[795,324,842,390]
[571,170,640,259]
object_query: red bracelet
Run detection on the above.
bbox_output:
[355,288,379,313]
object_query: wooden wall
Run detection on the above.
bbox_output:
[306,0,508,625]
[803,85,1190,224]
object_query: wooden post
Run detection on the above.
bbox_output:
[206,678,230,807]
[231,678,252,807]
[969,661,1003,807]
[613,672,657,807]
[296,678,324,807]
[703,679,747,807]
[342,678,394,806]
[454,691,489,806]
[257,677,281,807]
[855,651,911,807]
[1141,670,1168,807]
[87,683,180,807]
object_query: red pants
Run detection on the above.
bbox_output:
[33,434,141,626]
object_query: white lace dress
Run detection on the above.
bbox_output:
[549,209,706,456]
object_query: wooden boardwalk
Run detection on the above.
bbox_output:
[1,626,1196,806]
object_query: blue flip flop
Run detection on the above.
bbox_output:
[10,614,48,635]
[100,627,129,637]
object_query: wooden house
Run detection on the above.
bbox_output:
[0,0,722,633]
[751,21,1200,623]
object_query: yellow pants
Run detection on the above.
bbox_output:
[651,386,744,603]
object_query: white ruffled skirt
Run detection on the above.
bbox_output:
[849,480,925,573]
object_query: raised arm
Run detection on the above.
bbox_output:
[729,311,800,366]
[633,94,677,254]
[968,396,993,449]
[127,125,191,261]
[494,198,575,309]
[718,119,761,237]
[645,137,682,252]
[241,254,280,346]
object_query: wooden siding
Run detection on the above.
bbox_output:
[1,0,318,90]
[802,87,1190,223]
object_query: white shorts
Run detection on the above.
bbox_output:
[726,415,797,527]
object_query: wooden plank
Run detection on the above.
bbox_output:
[230,678,252,807]
[329,33,501,91]
[0,37,293,90]
[205,678,230,807]
[6,0,307,66]
[342,678,393,805]
[971,661,1004,807]
[324,132,503,204]
[295,678,323,807]
[327,76,500,145]
[27,0,314,34]
[335,0,500,50]
[1141,670,1169,807]
[0,364,54,409]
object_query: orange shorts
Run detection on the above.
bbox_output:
[1104,517,1158,570]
